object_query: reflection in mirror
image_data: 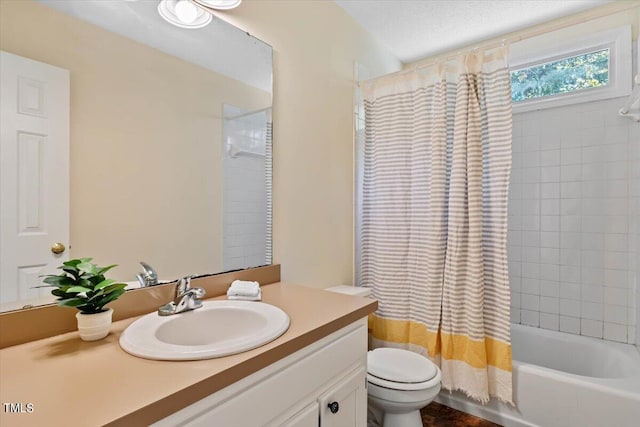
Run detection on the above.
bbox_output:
[0,0,273,312]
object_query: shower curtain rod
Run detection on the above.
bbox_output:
[363,1,639,81]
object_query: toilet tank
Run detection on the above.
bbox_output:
[325,286,374,349]
[325,285,372,298]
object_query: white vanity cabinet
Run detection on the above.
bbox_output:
[153,318,368,427]
[317,366,367,427]
[276,366,366,427]
[279,403,319,427]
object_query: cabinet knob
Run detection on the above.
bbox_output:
[327,401,339,414]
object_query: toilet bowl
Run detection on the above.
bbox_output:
[324,286,442,427]
[367,347,441,427]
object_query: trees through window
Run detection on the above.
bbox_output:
[510,49,610,102]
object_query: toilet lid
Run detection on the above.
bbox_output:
[367,348,437,383]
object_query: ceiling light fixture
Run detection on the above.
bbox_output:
[157,0,212,29]
[192,0,242,11]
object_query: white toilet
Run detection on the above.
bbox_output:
[367,347,441,427]
[326,286,442,427]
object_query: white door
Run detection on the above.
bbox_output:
[0,51,70,307]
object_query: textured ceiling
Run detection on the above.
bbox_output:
[335,0,613,64]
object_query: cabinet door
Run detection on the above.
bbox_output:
[280,402,319,427]
[318,367,367,427]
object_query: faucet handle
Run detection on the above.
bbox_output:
[175,275,197,297]
[136,262,158,287]
[158,276,205,316]
[191,287,206,298]
[139,262,158,285]
[135,273,147,288]
[185,287,206,310]
[140,262,157,278]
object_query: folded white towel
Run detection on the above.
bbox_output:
[228,288,262,301]
[227,280,260,297]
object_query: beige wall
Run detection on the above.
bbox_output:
[0,0,270,281]
[217,1,402,287]
[1,0,400,287]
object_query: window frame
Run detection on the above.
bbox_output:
[509,26,632,113]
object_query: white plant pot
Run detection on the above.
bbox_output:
[76,308,113,341]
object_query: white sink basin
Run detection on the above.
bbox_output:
[119,300,290,360]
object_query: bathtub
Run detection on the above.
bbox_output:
[436,324,640,427]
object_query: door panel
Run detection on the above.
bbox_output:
[0,51,70,308]
[318,367,367,427]
[281,402,319,427]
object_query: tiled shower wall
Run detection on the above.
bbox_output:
[222,106,268,271]
[632,123,640,347]
[509,96,639,344]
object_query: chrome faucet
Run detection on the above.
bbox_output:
[136,261,158,287]
[158,276,206,316]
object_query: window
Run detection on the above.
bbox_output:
[509,26,631,112]
[511,48,610,102]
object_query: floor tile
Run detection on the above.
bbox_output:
[420,402,502,427]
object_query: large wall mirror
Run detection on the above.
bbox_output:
[0,0,273,312]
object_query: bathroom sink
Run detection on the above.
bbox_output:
[119,300,290,360]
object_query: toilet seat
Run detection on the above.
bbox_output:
[367,348,441,391]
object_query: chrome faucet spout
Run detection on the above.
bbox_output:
[158,275,206,316]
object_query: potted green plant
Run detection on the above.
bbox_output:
[39,258,127,341]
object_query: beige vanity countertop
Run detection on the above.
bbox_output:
[0,282,377,427]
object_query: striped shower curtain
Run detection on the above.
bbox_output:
[361,48,513,404]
